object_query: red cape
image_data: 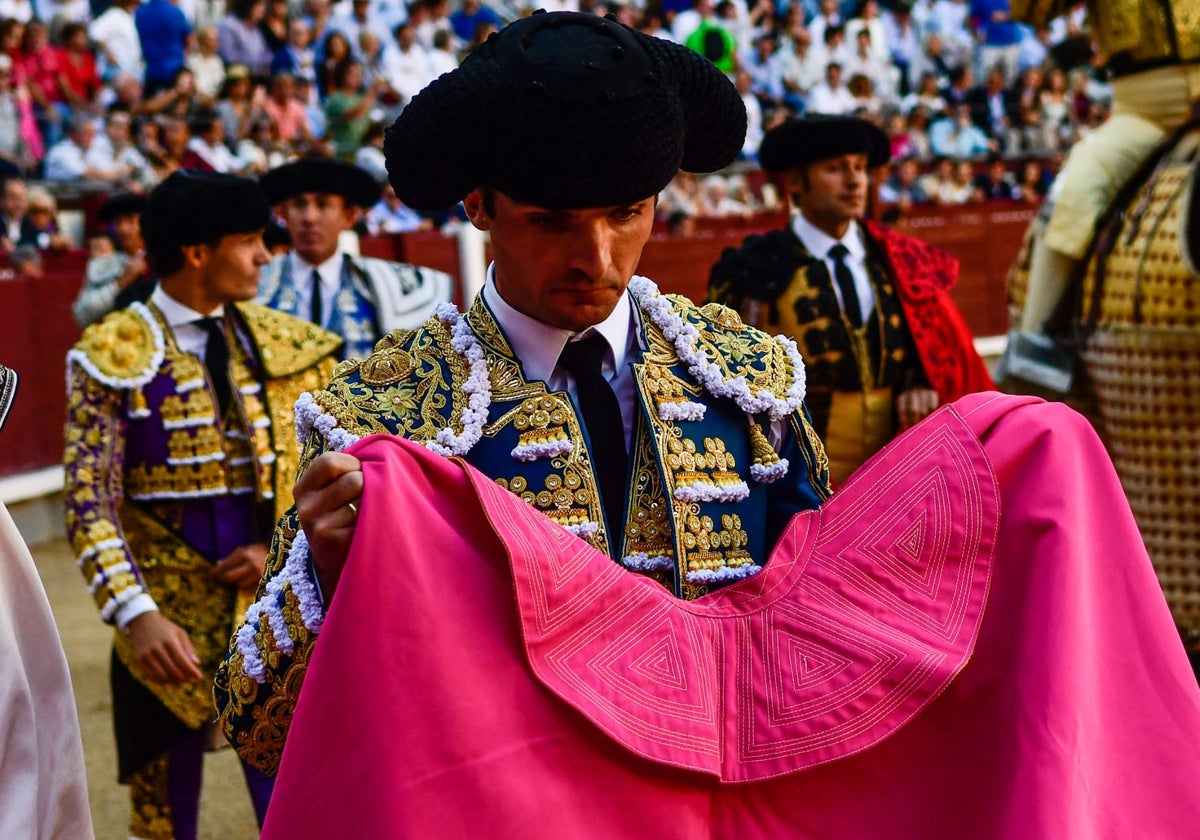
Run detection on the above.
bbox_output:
[262,393,1200,839]
[866,220,996,401]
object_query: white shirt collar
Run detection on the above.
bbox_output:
[291,249,345,293]
[791,211,865,261]
[151,284,223,326]
[480,263,633,385]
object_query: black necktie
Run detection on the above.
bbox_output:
[309,270,323,326]
[557,334,628,542]
[195,317,232,416]
[827,243,864,328]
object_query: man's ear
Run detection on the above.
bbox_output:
[462,190,491,232]
[181,242,208,269]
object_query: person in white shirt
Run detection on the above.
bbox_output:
[62,170,342,840]
[330,0,389,58]
[216,16,834,779]
[44,116,106,181]
[806,62,858,115]
[384,20,437,105]
[428,27,459,76]
[84,108,149,181]
[807,0,842,48]
[186,25,226,102]
[773,27,822,114]
[844,0,889,65]
[89,0,143,81]
[708,115,993,481]
[736,69,763,159]
[842,27,896,102]
[0,0,34,23]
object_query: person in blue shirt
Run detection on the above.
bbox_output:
[971,0,1022,86]
[449,0,501,45]
[136,0,191,95]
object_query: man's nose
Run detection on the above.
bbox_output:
[566,222,613,280]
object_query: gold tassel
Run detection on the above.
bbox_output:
[130,387,149,417]
[748,421,779,469]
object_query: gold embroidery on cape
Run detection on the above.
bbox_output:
[665,292,798,402]
[129,753,174,840]
[315,316,461,441]
[489,394,609,554]
[165,426,224,464]
[112,502,236,729]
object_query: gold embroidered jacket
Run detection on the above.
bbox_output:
[215,287,832,775]
[63,301,341,728]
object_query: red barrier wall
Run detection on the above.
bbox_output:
[0,251,87,476]
[3,205,1027,479]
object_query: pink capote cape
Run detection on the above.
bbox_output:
[263,393,1200,839]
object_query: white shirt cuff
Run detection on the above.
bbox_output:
[114,593,158,631]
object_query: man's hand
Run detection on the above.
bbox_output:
[294,452,363,603]
[895,387,940,431]
[127,611,204,684]
[212,541,269,591]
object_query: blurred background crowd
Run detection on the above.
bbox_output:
[0,0,1102,255]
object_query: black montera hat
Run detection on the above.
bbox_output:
[141,169,270,255]
[98,191,148,223]
[384,11,747,211]
[759,116,891,173]
[259,157,383,208]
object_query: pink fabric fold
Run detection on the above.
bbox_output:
[263,392,1200,839]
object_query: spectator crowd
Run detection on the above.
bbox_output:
[0,0,1108,248]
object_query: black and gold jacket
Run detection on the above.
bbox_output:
[708,227,928,441]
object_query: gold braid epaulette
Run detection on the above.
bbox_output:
[662,295,801,407]
[68,302,164,389]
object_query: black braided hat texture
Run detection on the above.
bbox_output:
[759,115,891,173]
[384,11,747,211]
[141,169,270,254]
[260,157,383,208]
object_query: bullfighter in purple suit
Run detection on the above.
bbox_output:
[62,170,342,840]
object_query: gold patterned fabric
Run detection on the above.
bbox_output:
[63,301,340,733]
[129,753,174,840]
[1075,134,1200,646]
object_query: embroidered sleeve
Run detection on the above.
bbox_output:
[215,427,330,776]
[63,360,152,625]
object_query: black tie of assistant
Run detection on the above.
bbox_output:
[827,243,864,328]
[194,317,232,415]
[557,333,628,542]
[309,270,323,326]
